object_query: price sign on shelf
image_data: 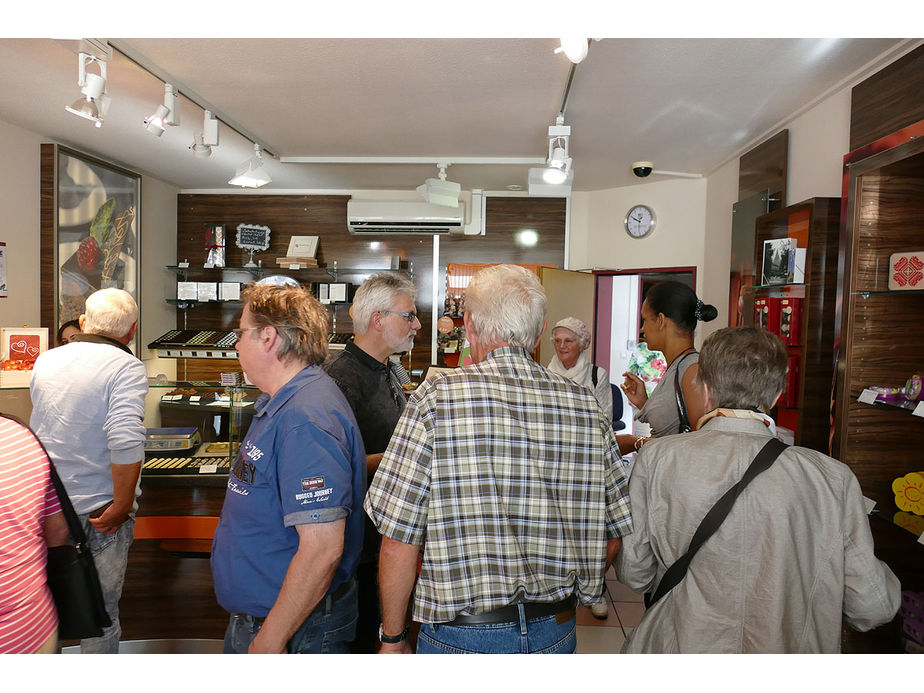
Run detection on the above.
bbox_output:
[913,401,924,418]
[857,388,878,405]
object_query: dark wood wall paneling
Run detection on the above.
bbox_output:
[737,129,789,210]
[176,195,566,377]
[850,44,924,151]
[39,144,57,331]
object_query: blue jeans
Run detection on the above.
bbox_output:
[223,580,358,654]
[417,606,577,654]
[78,515,135,654]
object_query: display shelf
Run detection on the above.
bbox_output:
[167,264,412,281]
[852,393,923,414]
[750,197,840,453]
[855,288,924,297]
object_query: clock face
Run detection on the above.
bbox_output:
[625,205,656,238]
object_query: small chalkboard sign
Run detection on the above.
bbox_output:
[236,224,271,267]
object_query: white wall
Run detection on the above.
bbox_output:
[570,176,708,289]
[786,86,852,202]
[0,118,44,327]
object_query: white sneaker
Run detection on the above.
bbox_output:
[590,600,609,619]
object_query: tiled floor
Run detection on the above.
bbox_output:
[576,565,645,654]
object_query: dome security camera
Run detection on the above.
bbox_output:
[632,161,654,178]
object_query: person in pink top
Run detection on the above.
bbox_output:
[0,415,69,654]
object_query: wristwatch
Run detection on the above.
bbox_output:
[378,623,409,644]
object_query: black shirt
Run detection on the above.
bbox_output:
[324,340,407,456]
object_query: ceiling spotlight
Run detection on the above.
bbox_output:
[190,110,219,157]
[144,105,169,136]
[229,143,272,188]
[64,52,109,128]
[190,133,211,157]
[417,163,461,208]
[555,38,590,64]
[542,116,572,185]
[143,83,178,136]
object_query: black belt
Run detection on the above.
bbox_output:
[235,578,355,627]
[445,595,577,626]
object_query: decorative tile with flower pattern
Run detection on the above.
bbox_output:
[893,471,924,516]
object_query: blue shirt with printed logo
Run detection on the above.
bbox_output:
[211,364,366,617]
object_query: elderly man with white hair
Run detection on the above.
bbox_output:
[30,288,148,654]
[365,264,632,654]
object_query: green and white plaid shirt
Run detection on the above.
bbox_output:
[364,346,633,624]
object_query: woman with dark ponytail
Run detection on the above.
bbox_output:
[617,281,717,455]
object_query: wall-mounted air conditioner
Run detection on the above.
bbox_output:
[347,200,465,234]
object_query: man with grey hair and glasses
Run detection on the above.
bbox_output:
[325,271,420,652]
[30,288,147,653]
[366,264,632,654]
[617,326,900,652]
[211,282,366,653]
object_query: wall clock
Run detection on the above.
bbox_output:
[625,205,656,239]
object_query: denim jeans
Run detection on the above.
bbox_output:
[223,580,358,654]
[417,605,577,654]
[77,515,135,654]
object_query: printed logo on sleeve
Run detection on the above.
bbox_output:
[295,476,333,504]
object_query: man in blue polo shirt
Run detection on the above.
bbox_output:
[211,282,366,654]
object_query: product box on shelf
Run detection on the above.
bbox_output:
[779,297,803,345]
[754,297,781,334]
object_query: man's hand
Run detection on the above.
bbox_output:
[88,502,131,535]
[248,632,287,654]
[378,640,412,654]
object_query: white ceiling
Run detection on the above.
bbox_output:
[0,38,916,194]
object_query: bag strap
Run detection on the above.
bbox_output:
[673,351,696,433]
[647,437,788,607]
[1,414,89,548]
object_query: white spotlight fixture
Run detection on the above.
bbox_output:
[417,163,461,208]
[143,83,178,136]
[190,110,219,157]
[542,116,572,185]
[64,52,109,128]
[554,38,590,64]
[229,143,272,188]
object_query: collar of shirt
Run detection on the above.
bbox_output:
[344,339,387,374]
[254,364,324,418]
[697,407,777,436]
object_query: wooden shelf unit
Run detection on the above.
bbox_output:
[751,197,840,453]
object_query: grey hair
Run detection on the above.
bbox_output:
[82,288,138,338]
[464,264,546,348]
[352,272,417,336]
[697,327,788,412]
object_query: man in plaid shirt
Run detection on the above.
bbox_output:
[365,264,632,654]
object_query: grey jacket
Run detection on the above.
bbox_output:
[616,414,900,653]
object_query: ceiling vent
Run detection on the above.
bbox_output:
[347,199,465,235]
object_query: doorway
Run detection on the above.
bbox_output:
[593,267,696,433]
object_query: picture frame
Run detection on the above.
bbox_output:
[41,145,141,354]
[286,235,319,258]
[761,237,795,285]
[0,327,49,386]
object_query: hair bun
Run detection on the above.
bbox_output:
[698,302,718,323]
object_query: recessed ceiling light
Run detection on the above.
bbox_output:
[506,184,524,191]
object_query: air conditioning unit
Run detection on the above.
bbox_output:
[347,200,465,234]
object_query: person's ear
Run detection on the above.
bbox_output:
[533,320,547,351]
[769,391,782,411]
[78,314,87,331]
[701,382,714,410]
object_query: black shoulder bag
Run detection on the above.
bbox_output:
[646,437,788,608]
[42,451,113,639]
[673,351,697,433]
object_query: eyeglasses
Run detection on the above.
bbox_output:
[378,310,418,323]
[232,326,261,339]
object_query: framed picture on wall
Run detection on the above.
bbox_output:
[43,145,141,353]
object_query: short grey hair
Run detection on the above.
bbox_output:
[698,327,788,412]
[352,273,417,336]
[464,264,546,348]
[82,288,138,338]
